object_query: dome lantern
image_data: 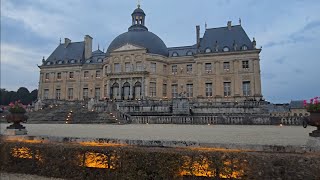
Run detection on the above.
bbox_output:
[129,6,148,31]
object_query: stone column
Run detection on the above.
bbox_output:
[141,77,145,99]
[215,61,222,97]
[119,79,122,100]
[234,60,240,96]
[129,78,133,99]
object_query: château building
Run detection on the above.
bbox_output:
[38,5,262,102]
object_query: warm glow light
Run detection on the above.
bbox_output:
[11,147,42,162]
[78,142,126,147]
[78,152,118,169]
[280,124,283,127]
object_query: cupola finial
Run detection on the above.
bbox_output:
[137,0,141,8]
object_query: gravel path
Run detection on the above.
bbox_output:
[0,123,316,146]
[0,172,64,180]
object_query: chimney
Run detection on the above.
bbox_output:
[64,38,71,47]
[227,21,232,30]
[84,35,93,59]
[196,25,200,48]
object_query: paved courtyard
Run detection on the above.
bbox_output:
[0,123,316,146]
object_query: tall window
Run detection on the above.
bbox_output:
[125,63,131,72]
[84,71,89,78]
[186,84,193,98]
[68,88,73,100]
[69,72,74,79]
[95,88,100,100]
[163,65,167,74]
[56,89,61,100]
[44,89,49,99]
[243,81,251,96]
[83,88,88,100]
[187,64,192,73]
[114,63,121,73]
[136,62,143,71]
[57,72,61,80]
[242,60,249,69]
[149,82,156,97]
[205,63,212,72]
[151,63,156,73]
[223,62,230,71]
[45,73,49,80]
[96,70,101,78]
[163,84,167,97]
[172,65,177,73]
[172,84,178,98]
[205,83,213,97]
[224,82,231,97]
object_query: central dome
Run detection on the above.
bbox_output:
[107,6,168,56]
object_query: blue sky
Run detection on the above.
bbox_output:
[1,0,319,103]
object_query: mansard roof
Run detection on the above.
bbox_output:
[289,100,304,109]
[44,42,85,65]
[168,45,197,57]
[199,25,253,52]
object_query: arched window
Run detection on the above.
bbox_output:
[172,52,179,57]
[241,45,248,50]
[70,59,76,64]
[97,58,103,63]
[223,46,230,52]
[85,60,91,64]
[186,51,193,56]
[46,62,51,65]
[205,48,212,53]
[57,60,63,64]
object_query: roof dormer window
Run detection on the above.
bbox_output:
[57,60,63,64]
[186,51,193,56]
[205,48,212,53]
[223,46,230,52]
[70,59,76,64]
[85,60,91,64]
[46,62,51,65]
[172,52,179,57]
[241,45,248,50]
[97,58,103,63]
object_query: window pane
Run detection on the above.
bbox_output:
[205,83,213,97]
[69,72,74,79]
[242,61,249,69]
[136,62,142,71]
[83,88,88,99]
[96,70,101,78]
[205,63,212,72]
[172,84,178,98]
[172,65,177,73]
[68,88,73,100]
[125,63,131,72]
[151,63,156,73]
[44,89,49,99]
[56,89,61,100]
[223,82,231,97]
[187,64,192,73]
[163,84,167,97]
[84,71,89,78]
[223,62,230,71]
[242,81,251,96]
[186,84,193,98]
[95,88,100,100]
[149,82,156,97]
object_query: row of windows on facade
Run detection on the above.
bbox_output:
[43,81,251,100]
[171,45,249,57]
[45,58,103,66]
[44,60,250,80]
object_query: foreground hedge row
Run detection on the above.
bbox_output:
[0,141,319,179]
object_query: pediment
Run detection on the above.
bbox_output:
[113,43,145,52]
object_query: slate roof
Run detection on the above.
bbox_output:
[199,25,253,53]
[289,100,304,109]
[107,30,168,56]
[168,45,197,57]
[267,104,290,113]
[44,42,85,66]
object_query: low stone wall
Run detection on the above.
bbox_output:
[1,140,319,180]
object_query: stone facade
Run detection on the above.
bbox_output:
[38,6,262,103]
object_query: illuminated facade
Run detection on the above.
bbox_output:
[38,5,262,102]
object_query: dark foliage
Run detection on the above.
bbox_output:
[0,88,38,105]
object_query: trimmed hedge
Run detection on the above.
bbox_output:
[0,142,319,179]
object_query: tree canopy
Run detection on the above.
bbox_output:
[0,87,38,105]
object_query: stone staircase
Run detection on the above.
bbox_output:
[26,103,118,124]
